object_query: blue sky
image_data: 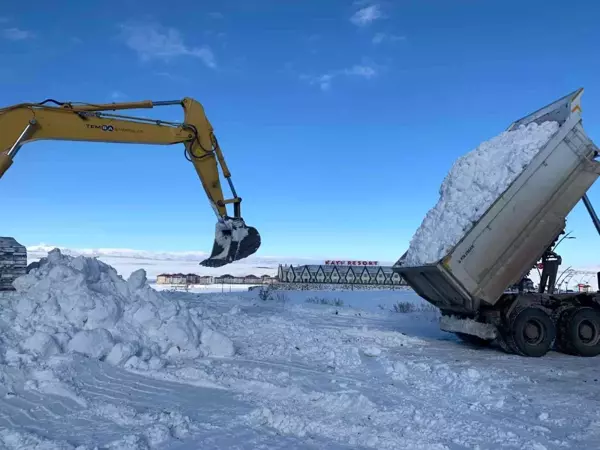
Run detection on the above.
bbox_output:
[1,0,600,266]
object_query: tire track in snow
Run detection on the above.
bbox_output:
[93,368,182,393]
[178,298,585,449]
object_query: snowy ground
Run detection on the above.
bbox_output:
[1,253,599,449]
[152,284,260,294]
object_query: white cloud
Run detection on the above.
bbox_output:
[110,91,127,100]
[372,32,406,44]
[302,63,378,91]
[155,71,189,83]
[119,21,216,69]
[350,4,383,27]
[3,27,34,41]
[372,32,385,44]
[312,74,335,91]
[343,65,377,79]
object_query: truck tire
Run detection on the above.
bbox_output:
[507,307,556,357]
[558,307,600,357]
[455,332,492,347]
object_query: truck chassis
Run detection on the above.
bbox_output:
[443,289,600,357]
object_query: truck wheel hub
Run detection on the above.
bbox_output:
[524,320,543,343]
[578,319,598,344]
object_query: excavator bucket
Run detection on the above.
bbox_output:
[200,218,261,268]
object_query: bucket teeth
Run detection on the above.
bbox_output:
[199,220,261,267]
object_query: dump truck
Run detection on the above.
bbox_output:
[393,88,600,357]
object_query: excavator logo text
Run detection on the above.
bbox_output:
[85,124,143,134]
[86,124,114,132]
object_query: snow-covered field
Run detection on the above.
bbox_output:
[26,244,598,290]
[25,245,317,281]
[1,251,599,449]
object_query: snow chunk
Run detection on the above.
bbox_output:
[363,346,382,357]
[0,428,79,450]
[201,327,235,357]
[104,434,149,450]
[127,268,147,291]
[68,329,114,359]
[402,120,559,266]
[210,220,249,260]
[440,314,498,340]
[105,342,140,366]
[145,424,171,446]
[21,332,61,358]
[228,305,241,315]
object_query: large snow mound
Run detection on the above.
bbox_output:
[1,249,234,371]
[402,120,560,266]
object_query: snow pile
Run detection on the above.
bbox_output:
[0,429,80,450]
[1,249,235,371]
[403,120,560,266]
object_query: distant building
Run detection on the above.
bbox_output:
[155,273,196,285]
[215,274,245,285]
[156,273,170,284]
[185,273,198,284]
[156,272,276,285]
[171,273,186,285]
[261,274,277,284]
[578,283,592,293]
[197,275,214,285]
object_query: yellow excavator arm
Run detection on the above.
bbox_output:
[0,97,261,267]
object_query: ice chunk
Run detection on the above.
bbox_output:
[21,332,61,358]
[127,268,147,291]
[363,346,382,357]
[201,327,235,357]
[106,342,141,366]
[68,329,115,359]
[403,120,560,266]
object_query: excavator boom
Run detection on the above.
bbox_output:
[0,97,261,268]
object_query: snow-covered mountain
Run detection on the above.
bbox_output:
[25,244,328,280]
[28,244,212,262]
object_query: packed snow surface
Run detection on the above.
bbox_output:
[403,120,559,266]
[1,251,600,449]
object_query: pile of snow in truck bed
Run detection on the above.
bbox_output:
[402,120,560,266]
[1,249,234,372]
